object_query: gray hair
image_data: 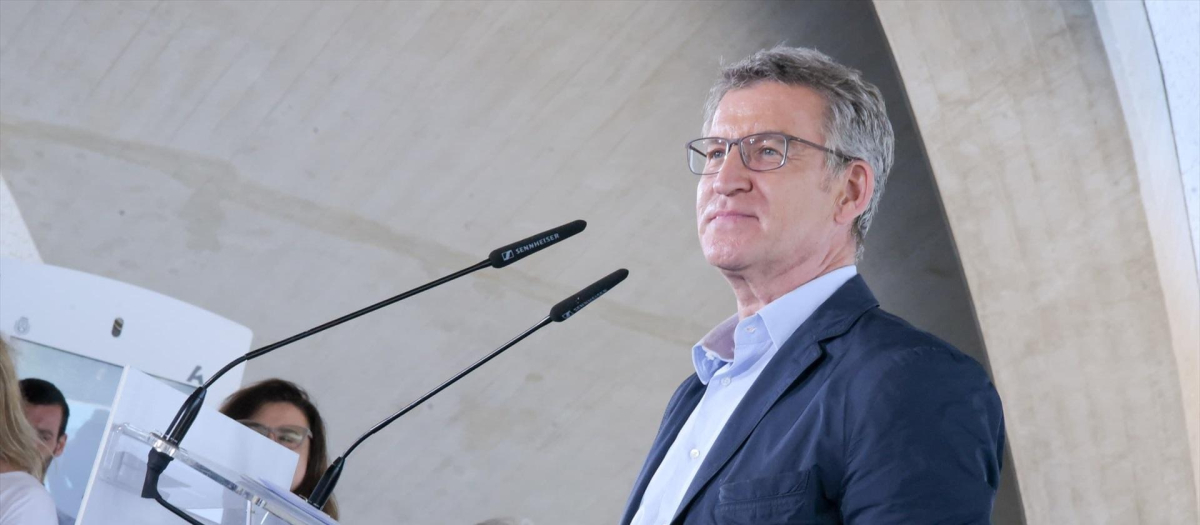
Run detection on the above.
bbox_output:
[703,46,895,261]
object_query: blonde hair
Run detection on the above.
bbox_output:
[0,336,46,481]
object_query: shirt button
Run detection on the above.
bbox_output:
[689,449,700,459]
[721,377,731,386]
[746,326,756,333]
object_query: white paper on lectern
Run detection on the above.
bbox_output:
[77,368,298,525]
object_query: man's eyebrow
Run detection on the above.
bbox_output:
[707,130,789,138]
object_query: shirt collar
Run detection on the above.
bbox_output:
[757,265,858,351]
[692,316,737,383]
[691,265,858,384]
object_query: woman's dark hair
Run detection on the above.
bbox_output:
[219,379,339,519]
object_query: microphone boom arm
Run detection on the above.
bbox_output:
[306,268,628,511]
[142,220,589,523]
[306,316,553,509]
[349,316,551,458]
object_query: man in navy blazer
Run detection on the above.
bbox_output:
[622,47,1006,524]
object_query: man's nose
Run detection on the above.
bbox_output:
[711,148,752,195]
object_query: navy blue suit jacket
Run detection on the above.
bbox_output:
[621,276,1005,524]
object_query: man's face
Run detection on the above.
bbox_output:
[22,403,66,467]
[697,82,843,276]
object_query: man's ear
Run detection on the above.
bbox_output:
[53,433,67,457]
[833,160,874,226]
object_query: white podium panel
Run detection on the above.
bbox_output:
[0,258,252,398]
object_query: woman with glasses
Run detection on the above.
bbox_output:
[220,379,339,520]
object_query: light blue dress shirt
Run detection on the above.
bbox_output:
[631,265,858,525]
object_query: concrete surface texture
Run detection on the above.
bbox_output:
[1144,0,1200,276]
[0,0,1038,522]
[0,174,41,262]
[876,0,1199,523]
[1092,0,1200,506]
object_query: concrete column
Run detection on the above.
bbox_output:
[1092,1,1200,504]
[875,1,1199,523]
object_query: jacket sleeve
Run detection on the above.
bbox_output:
[840,346,1006,524]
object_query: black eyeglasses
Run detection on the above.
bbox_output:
[685,132,856,175]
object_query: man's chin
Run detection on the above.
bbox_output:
[702,247,751,273]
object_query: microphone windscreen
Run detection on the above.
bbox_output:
[489,220,587,268]
[549,269,629,322]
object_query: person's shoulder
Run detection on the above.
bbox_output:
[848,307,960,353]
[0,471,58,525]
[838,307,994,391]
[0,470,44,492]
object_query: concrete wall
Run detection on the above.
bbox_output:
[876,1,1199,523]
[2,1,1008,522]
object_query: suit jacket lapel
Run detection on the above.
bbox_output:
[620,376,705,525]
[670,276,879,521]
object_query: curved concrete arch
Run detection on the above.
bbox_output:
[876,1,1199,522]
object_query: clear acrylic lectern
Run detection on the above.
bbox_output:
[75,368,337,525]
